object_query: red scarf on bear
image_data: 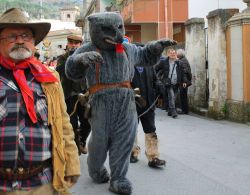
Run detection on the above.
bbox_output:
[116,43,124,53]
[0,55,58,124]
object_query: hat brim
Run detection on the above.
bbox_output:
[0,22,51,45]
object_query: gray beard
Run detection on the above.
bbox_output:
[9,48,33,60]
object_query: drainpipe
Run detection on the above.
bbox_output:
[132,0,134,22]
[158,0,160,38]
[164,0,169,38]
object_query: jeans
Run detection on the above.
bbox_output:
[166,85,178,113]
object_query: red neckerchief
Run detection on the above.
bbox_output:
[0,55,58,123]
[116,43,124,53]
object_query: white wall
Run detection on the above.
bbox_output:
[189,0,245,18]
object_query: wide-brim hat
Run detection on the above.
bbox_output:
[0,8,51,45]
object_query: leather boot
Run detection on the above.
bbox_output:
[145,132,166,168]
[73,128,81,155]
[148,157,166,168]
[79,141,88,154]
[130,146,140,163]
[130,129,140,163]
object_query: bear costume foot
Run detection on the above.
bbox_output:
[109,179,132,195]
[91,167,110,183]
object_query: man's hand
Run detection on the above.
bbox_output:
[183,83,187,88]
[64,175,80,187]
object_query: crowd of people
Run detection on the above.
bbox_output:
[0,7,192,195]
[155,47,192,118]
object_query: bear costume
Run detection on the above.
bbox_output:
[65,12,176,194]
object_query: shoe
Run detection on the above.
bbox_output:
[148,158,166,168]
[167,112,172,116]
[177,111,188,115]
[177,110,185,114]
[130,154,139,163]
[172,113,178,118]
[79,145,88,154]
[130,146,140,163]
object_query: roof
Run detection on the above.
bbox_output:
[47,29,82,37]
[31,19,80,31]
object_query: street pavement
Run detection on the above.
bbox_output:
[70,109,250,195]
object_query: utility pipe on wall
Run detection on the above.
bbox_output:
[164,0,169,38]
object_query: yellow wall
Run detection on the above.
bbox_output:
[242,24,250,103]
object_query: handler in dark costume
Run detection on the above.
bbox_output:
[131,63,166,168]
[56,35,91,154]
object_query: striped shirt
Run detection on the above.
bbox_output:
[0,66,52,192]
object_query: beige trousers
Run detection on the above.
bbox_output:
[0,184,58,195]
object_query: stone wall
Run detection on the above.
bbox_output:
[183,9,250,123]
[206,9,239,119]
[185,18,207,110]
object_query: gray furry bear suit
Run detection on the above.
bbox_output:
[65,12,176,194]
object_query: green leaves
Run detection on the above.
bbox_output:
[0,0,81,19]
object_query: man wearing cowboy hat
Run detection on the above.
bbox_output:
[0,8,80,195]
[56,34,91,155]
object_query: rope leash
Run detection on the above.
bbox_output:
[69,99,80,117]
[138,95,160,118]
[70,95,160,118]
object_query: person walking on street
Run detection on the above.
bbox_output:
[56,35,91,155]
[0,8,80,194]
[155,48,187,118]
[130,50,166,167]
[177,49,192,114]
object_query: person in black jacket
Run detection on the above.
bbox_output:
[56,34,91,154]
[177,49,192,114]
[130,43,166,167]
[155,48,187,118]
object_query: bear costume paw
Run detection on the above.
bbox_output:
[74,51,103,67]
[148,38,177,55]
[90,167,110,184]
[109,179,132,195]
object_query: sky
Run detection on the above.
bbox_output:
[188,0,246,18]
